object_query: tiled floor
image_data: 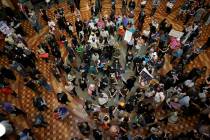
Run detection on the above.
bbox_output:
[0,0,209,140]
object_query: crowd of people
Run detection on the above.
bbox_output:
[0,0,210,140]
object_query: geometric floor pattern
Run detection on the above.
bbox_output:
[0,0,209,140]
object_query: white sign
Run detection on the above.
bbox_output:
[169,29,184,39]
[140,68,154,82]
[0,21,13,36]
[124,30,132,42]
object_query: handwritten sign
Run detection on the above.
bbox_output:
[169,29,184,39]
[124,30,132,42]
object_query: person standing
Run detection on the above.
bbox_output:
[122,0,127,15]
[138,9,146,31]
[32,114,48,128]
[0,86,18,98]
[17,3,29,20]
[1,102,26,116]
[0,120,14,137]
[96,0,102,13]
[18,129,34,140]
[66,22,73,37]
[40,7,49,23]
[75,18,83,37]
[91,4,98,17]
[67,0,75,13]
[33,96,48,111]
[79,72,88,91]
[57,92,70,104]
[75,0,80,10]
[48,18,56,34]
[123,76,136,91]
[65,81,78,96]
[28,11,41,33]
[166,0,176,14]
[151,0,161,16]
[170,47,183,63]
[45,0,51,9]
[194,7,206,23]
[111,0,116,10]
[128,0,136,11]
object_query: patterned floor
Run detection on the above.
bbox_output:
[0,0,209,140]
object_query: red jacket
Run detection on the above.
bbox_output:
[0,87,13,95]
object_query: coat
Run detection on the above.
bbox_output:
[0,87,13,95]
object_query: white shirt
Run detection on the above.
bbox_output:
[48,21,55,29]
[154,92,165,103]
[184,80,194,88]
[100,30,109,38]
[179,96,190,107]
[108,35,116,46]
[45,0,50,3]
[92,53,99,62]
[88,22,95,29]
